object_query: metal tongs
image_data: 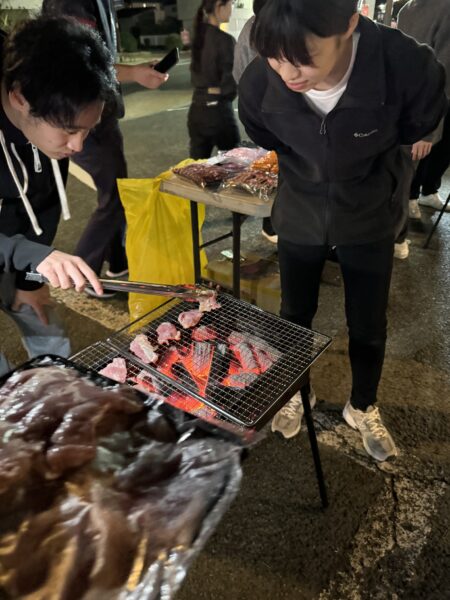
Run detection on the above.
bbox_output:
[25,272,216,301]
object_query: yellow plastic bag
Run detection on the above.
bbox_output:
[118,161,207,321]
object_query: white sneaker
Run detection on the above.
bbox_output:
[419,193,450,212]
[394,239,410,260]
[261,229,278,244]
[271,388,317,439]
[343,401,398,462]
[408,199,422,220]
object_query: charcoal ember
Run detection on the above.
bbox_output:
[230,341,260,374]
[183,341,214,380]
[207,343,232,390]
[191,325,217,341]
[228,331,282,362]
[173,163,230,187]
[115,442,182,491]
[221,372,258,389]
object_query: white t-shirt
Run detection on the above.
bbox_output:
[305,32,360,116]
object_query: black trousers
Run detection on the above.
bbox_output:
[72,118,128,275]
[410,102,450,199]
[188,101,240,159]
[278,236,394,411]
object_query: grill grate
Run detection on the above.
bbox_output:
[88,293,332,429]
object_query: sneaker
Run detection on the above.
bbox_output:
[85,287,117,299]
[419,193,450,212]
[343,401,398,462]
[408,199,422,220]
[394,239,410,259]
[262,229,278,243]
[105,268,129,278]
[271,388,317,439]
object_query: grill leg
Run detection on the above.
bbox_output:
[423,192,450,249]
[190,201,202,283]
[301,394,328,509]
[232,211,241,298]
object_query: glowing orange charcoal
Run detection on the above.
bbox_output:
[164,391,216,418]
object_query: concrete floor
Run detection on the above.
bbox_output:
[1,61,450,599]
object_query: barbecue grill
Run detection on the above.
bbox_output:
[73,292,332,506]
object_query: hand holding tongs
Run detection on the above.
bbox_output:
[25,272,216,301]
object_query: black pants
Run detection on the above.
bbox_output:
[410,102,450,199]
[188,101,240,159]
[278,236,394,411]
[72,118,128,275]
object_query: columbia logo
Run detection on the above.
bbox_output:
[354,129,379,138]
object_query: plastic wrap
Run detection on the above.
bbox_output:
[172,163,231,188]
[220,169,278,202]
[0,357,244,600]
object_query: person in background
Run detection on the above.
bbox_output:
[397,0,450,221]
[0,17,114,375]
[42,0,168,298]
[233,0,278,244]
[188,0,240,159]
[239,0,446,461]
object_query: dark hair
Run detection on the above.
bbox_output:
[251,0,358,66]
[253,0,267,15]
[2,16,118,128]
[191,0,230,72]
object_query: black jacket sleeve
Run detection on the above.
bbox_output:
[397,39,447,144]
[238,59,289,152]
[0,233,53,274]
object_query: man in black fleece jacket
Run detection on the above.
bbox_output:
[0,17,118,375]
[238,0,446,461]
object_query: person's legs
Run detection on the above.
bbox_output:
[215,102,241,152]
[0,273,71,362]
[72,118,128,275]
[272,240,328,438]
[337,237,397,460]
[420,104,450,208]
[188,103,215,159]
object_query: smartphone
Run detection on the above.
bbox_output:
[153,47,180,73]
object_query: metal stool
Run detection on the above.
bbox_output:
[423,192,450,249]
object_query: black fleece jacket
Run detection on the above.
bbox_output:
[0,31,67,289]
[238,17,447,246]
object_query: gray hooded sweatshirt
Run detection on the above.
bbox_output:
[398,0,450,97]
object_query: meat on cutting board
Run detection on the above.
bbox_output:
[156,322,181,345]
[178,310,203,329]
[130,334,159,364]
[99,357,128,383]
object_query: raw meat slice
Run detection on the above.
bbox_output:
[156,322,181,345]
[130,334,159,364]
[191,326,217,342]
[99,358,127,383]
[198,295,221,312]
[178,310,203,329]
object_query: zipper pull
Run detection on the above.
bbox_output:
[320,119,327,135]
[31,144,42,173]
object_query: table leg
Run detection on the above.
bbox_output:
[190,201,201,283]
[232,212,241,298]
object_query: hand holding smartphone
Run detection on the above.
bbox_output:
[153,47,180,73]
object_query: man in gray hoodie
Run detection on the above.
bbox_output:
[397,0,450,218]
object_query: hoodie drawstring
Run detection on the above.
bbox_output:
[0,129,71,234]
[0,129,43,236]
[51,159,71,221]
